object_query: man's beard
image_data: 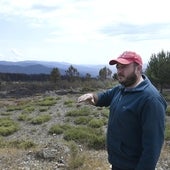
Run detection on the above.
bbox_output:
[118,72,138,87]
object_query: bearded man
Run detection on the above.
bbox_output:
[78,51,167,170]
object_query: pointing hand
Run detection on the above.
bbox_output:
[78,93,95,105]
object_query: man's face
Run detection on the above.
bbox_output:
[116,62,139,87]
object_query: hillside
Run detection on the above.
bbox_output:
[0,61,113,77]
[0,87,169,169]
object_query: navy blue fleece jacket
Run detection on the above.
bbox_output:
[96,75,167,170]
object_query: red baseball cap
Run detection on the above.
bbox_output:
[109,51,143,66]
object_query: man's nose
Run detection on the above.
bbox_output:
[117,67,123,73]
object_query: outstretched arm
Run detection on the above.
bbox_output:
[78,93,98,105]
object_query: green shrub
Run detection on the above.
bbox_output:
[18,114,30,121]
[74,116,91,125]
[0,138,36,149]
[49,123,72,135]
[164,93,170,102]
[39,106,49,112]
[0,112,12,116]
[102,117,108,125]
[166,106,170,116]
[31,114,51,124]
[88,118,104,128]
[61,124,73,130]
[22,106,35,113]
[67,141,85,170]
[0,118,19,136]
[49,124,64,135]
[56,96,61,100]
[38,97,56,106]
[63,126,105,149]
[87,133,106,150]
[66,107,90,117]
[10,139,36,149]
[64,126,91,143]
[165,122,170,140]
[64,100,74,107]
[101,108,109,118]
[6,105,23,112]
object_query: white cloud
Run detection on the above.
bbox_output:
[11,48,23,57]
[0,0,170,64]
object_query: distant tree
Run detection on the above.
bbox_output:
[145,50,170,93]
[0,72,50,82]
[99,66,112,79]
[65,65,79,81]
[50,68,61,83]
[85,73,91,79]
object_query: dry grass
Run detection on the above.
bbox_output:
[0,90,169,170]
[1,145,169,170]
[80,150,111,170]
[159,143,170,160]
[0,148,28,170]
[0,147,111,170]
[0,93,111,170]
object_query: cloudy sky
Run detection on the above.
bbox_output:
[0,0,170,65]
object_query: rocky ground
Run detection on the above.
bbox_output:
[0,90,170,170]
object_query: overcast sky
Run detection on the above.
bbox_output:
[0,0,170,65]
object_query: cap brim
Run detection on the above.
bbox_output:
[109,58,133,65]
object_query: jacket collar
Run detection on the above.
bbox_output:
[119,75,149,93]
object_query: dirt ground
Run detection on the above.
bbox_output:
[0,91,170,170]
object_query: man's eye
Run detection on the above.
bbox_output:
[116,65,126,69]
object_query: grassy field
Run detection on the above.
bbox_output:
[0,89,170,169]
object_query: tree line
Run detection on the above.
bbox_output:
[0,65,113,82]
[0,50,170,92]
[145,50,170,93]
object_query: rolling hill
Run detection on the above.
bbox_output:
[0,61,113,77]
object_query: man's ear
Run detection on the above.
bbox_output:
[135,64,142,74]
[138,64,142,69]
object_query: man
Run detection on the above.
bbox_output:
[78,51,167,170]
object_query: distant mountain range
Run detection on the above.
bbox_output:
[0,61,114,77]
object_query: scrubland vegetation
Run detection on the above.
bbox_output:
[0,78,169,170]
[0,50,170,169]
[0,79,114,170]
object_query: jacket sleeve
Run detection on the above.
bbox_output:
[135,97,166,170]
[96,88,117,107]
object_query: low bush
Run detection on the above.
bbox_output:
[87,133,106,150]
[9,139,36,149]
[6,105,23,112]
[100,108,109,118]
[64,100,74,107]
[17,113,31,121]
[49,123,73,135]
[38,97,56,106]
[30,114,51,124]
[0,112,12,116]
[0,118,19,136]
[66,107,91,117]
[39,106,49,112]
[74,116,91,125]
[88,118,104,128]
[0,138,36,149]
[165,122,170,140]
[49,124,64,135]
[164,93,170,102]
[22,106,35,114]
[63,126,105,149]
[67,141,85,169]
[166,106,170,116]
